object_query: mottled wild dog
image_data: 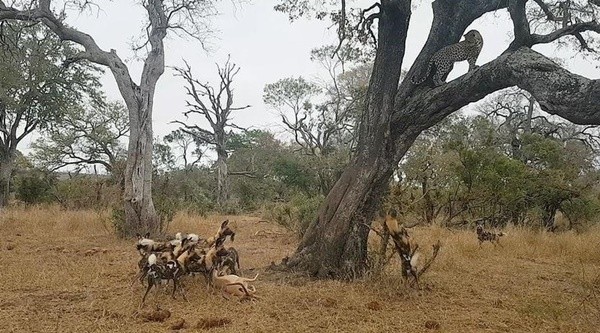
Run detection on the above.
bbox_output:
[382,214,441,288]
[140,251,188,306]
[476,220,504,246]
[217,246,241,275]
[136,233,175,255]
[204,220,236,247]
[384,215,420,287]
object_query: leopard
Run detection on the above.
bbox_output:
[411,29,483,87]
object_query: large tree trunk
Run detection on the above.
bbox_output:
[286,0,412,278]
[121,95,160,236]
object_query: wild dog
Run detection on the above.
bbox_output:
[384,215,420,288]
[476,220,504,246]
[217,247,241,276]
[210,268,258,301]
[204,220,236,247]
[136,233,175,255]
[203,236,241,275]
[172,237,195,258]
[140,251,188,306]
[175,232,201,245]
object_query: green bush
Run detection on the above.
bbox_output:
[14,171,55,204]
[262,193,323,236]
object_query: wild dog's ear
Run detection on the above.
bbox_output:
[230,232,235,242]
[221,220,229,228]
[144,232,150,239]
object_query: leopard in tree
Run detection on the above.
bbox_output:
[411,30,483,87]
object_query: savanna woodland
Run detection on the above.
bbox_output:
[1,0,600,332]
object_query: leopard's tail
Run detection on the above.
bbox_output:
[410,61,433,85]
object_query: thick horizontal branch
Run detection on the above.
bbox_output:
[395,47,600,133]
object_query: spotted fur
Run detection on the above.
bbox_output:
[412,30,483,86]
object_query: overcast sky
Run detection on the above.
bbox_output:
[25,1,600,161]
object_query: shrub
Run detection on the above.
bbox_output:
[262,193,323,236]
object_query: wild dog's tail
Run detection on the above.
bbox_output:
[498,232,505,237]
[410,61,433,85]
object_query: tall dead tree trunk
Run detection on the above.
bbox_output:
[215,140,230,207]
[286,0,600,278]
[173,58,250,211]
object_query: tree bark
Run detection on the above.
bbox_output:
[215,143,229,207]
[286,0,412,278]
[287,0,600,279]
[0,153,15,207]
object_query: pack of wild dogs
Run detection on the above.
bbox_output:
[132,216,505,305]
[133,220,259,306]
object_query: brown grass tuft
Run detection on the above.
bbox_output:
[138,306,171,322]
[424,320,441,330]
[366,300,382,311]
[169,317,186,330]
[194,317,232,329]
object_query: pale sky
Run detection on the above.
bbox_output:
[23,1,600,162]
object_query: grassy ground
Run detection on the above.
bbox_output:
[0,205,599,332]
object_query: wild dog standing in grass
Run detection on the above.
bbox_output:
[384,215,420,288]
[475,220,505,246]
[139,249,190,306]
[204,220,236,247]
[374,214,441,289]
[187,224,240,286]
[133,233,178,286]
[217,246,241,276]
[208,235,241,275]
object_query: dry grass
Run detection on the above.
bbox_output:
[0,205,599,332]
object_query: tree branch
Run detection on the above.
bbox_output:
[531,21,600,48]
[394,47,600,136]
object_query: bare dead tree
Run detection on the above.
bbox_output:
[0,0,219,236]
[172,57,251,208]
[274,0,600,279]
